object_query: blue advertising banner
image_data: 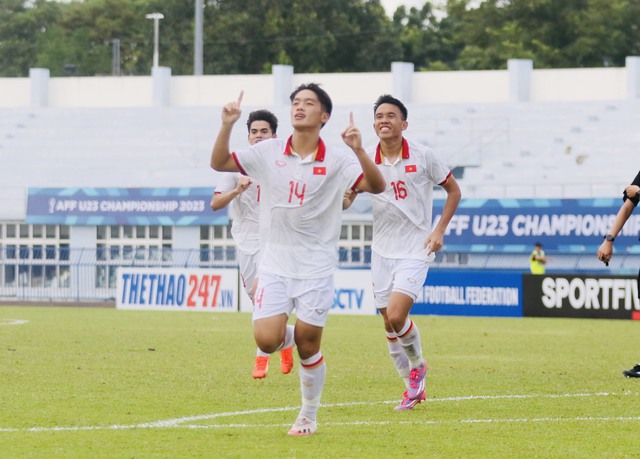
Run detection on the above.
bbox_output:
[413,270,523,317]
[344,196,639,253]
[26,188,228,226]
[434,198,640,253]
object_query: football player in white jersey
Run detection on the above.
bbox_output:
[210,84,385,435]
[211,109,295,380]
[365,94,461,410]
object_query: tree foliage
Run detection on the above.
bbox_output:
[0,0,638,76]
[447,0,640,69]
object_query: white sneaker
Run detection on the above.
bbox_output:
[287,416,317,436]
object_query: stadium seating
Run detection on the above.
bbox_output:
[1,99,638,195]
[1,99,638,275]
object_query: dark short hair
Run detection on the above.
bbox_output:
[374,94,408,120]
[246,109,278,134]
[290,83,333,116]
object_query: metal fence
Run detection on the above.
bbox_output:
[0,247,237,302]
[0,246,372,302]
[1,246,636,302]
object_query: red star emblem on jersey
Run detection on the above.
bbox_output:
[313,166,326,175]
[405,164,417,173]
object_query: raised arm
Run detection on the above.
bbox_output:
[210,176,253,211]
[210,91,244,172]
[341,112,385,194]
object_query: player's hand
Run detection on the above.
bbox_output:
[425,233,443,254]
[597,243,612,266]
[235,175,252,194]
[342,189,357,210]
[221,91,244,125]
[341,112,362,151]
[625,185,640,199]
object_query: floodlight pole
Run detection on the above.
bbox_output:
[111,39,120,76]
[194,0,203,75]
[145,12,164,68]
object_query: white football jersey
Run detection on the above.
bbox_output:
[233,136,363,279]
[214,172,260,255]
[370,138,451,260]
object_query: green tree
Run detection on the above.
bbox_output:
[202,0,400,74]
[567,0,635,67]
[33,0,152,76]
[443,0,639,70]
[2,0,639,77]
[391,3,450,70]
[0,0,62,76]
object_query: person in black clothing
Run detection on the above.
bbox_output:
[597,170,640,377]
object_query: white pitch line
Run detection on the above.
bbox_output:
[1,391,639,433]
[0,319,29,326]
[178,416,640,430]
[139,392,620,429]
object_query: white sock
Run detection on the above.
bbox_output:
[298,352,325,422]
[276,324,295,352]
[397,319,424,369]
[256,348,269,357]
[387,332,410,389]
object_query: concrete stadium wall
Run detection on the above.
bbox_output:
[0,78,30,106]
[532,67,627,102]
[413,69,509,103]
[2,57,639,108]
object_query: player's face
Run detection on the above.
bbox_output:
[373,103,408,140]
[248,120,275,145]
[290,89,330,130]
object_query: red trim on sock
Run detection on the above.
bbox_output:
[386,336,398,342]
[398,320,414,338]
[301,355,324,369]
[633,311,640,320]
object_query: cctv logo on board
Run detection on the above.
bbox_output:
[523,274,640,319]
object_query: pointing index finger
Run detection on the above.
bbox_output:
[237,90,244,106]
[349,111,354,126]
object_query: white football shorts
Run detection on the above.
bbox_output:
[371,252,430,309]
[252,272,333,327]
[237,250,259,299]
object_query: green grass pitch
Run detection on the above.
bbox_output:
[1,305,640,458]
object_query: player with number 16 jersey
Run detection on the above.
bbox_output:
[353,94,461,411]
[370,137,451,261]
